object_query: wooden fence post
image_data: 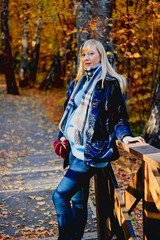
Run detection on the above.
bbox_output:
[94,142,160,240]
[143,161,160,240]
[94,168,112,239]
[95,165,126,240]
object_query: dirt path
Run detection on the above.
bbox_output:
[0,92,97,239]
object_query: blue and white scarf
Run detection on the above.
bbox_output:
[59,64,102,146]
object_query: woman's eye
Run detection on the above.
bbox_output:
[90,52,94,55]
[81,53,85,57]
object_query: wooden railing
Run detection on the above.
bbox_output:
[94,141,160,240]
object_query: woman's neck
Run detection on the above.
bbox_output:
[84,63,101,80]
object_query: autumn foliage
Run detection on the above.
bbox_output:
[112,0,160,131]
[0,0,160,132]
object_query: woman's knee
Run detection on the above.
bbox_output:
[52,189,60,204]
[52,188,69,206]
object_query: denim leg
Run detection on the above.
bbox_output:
[71,179,90,240]
[69,152,91,239]
[52,155,96,240]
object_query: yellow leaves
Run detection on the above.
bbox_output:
[125,51,141,59]
[48,43,54,50]
[106,51,113,56]
[112,1,160,128]
[123,168,131,173]
[125,51,132,57]
[129,115,141,124]
[133,52,140,58]
[117,29,125,34]
[130,29,135,34]
[90,25,96,31]
[81,29,88,33]
[67,28,77,36]
[134,72,139,79]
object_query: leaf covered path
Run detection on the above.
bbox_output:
[0,92,97,239]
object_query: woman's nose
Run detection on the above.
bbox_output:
[84,54,89,60]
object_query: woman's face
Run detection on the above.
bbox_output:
[81,45,101,70]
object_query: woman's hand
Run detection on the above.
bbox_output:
[122,136,145,144]
[60,136,66,142]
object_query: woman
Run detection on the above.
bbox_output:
[52,39,144,240]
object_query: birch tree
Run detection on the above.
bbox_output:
[19,0,29,87]
[29,4,42,84]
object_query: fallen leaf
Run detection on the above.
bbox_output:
[35,196,45,201]
[28,195,36,199]
[37,201,45,205]
[49,220,56,225]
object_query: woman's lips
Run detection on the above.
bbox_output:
[84,63,91,67]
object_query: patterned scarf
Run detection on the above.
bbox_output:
[59,64,102,145]
[84,63,100,81]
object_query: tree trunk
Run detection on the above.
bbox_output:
[93,0,115,66]
[19,1,29,87]
[76,0,92,51]
[29,5,42,84]
[39,53,63,90]
[39,65,55,90]
[143,75,160,149]
[65,34,77,83]
[76,0,114,65]
[63,0,77,83]
[1,0,19,95]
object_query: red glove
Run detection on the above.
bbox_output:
[53,139,71,158]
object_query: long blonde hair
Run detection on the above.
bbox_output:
[76,39,127,93]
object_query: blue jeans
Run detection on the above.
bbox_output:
[52,152,97,240]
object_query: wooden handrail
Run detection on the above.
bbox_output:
[116,141,160,168]
[94,141,160,240]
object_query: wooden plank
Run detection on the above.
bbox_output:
[148,164,160,211]
[144,209,160,220]
[116,141,160,169]
[143,162,160,240]
[95,165,137,240]
[107,165,137,240]
[123,165,143,213]
[113,188,137,240]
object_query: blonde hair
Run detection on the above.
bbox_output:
[76,39,127,93]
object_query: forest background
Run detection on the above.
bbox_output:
[0,0,160,147]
